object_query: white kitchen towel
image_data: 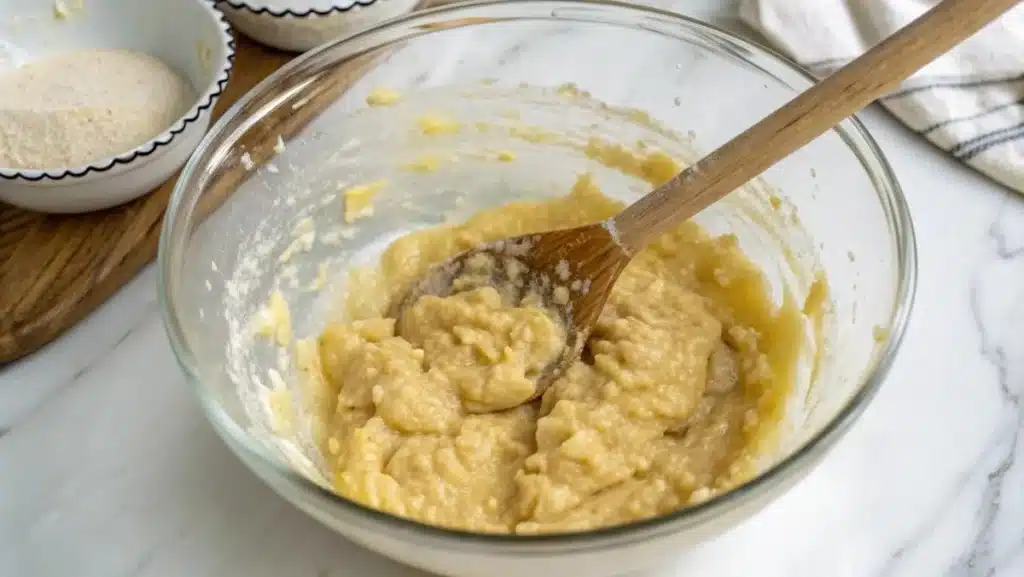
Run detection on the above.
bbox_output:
[740,0,1024,194]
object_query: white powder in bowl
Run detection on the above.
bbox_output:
[0,48,195,170]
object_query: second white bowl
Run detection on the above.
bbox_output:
[218,0,421,53]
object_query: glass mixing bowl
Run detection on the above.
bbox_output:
[159,1,916,576]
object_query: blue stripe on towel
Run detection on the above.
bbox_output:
[958,127,1024,161]
[949,120,1024,159]
[919,98,1024,135]
[881,73,1024,101]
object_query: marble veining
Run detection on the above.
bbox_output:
[956,198,1024,577]
[1,1,1023,576]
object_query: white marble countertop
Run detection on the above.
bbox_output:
[2,1,1023,576]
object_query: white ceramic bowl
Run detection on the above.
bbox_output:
[0,0,234,213]
[217,0,421,52]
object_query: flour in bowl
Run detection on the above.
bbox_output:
[0,49,194,170]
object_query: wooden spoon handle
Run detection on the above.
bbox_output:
[613,0,1019,253]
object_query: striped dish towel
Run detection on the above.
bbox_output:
[740,0,1024,194]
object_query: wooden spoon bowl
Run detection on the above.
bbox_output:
[391,223,627,405]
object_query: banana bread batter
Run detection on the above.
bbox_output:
[309,162,807,534]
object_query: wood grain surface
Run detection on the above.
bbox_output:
[0,35,380,363]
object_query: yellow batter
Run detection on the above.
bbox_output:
[307,160,807,535]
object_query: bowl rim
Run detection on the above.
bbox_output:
[159,0,918,551]
[216,0,388,17]
[0,0,236,182]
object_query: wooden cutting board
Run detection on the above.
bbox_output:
[0,36,379,363]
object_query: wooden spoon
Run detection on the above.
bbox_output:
[394,0,1018,409]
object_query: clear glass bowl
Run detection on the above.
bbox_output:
[158,2,916,576]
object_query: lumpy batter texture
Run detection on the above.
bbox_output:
[307,167,805,535]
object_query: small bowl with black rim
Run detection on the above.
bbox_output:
[0,0,234,213]
[216,0,422,53]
